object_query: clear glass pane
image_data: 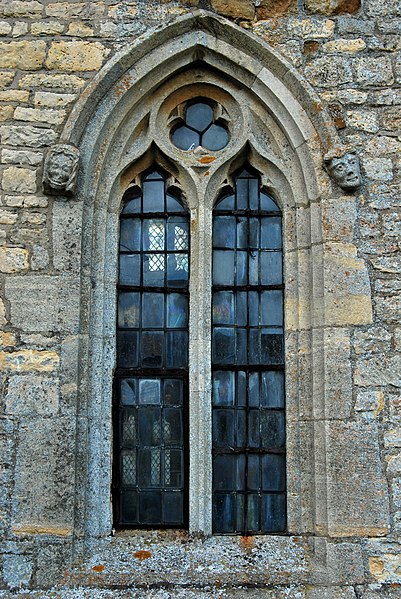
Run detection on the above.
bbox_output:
[260,192,280,211]
[213,216,236,248]
[248,251,259,285]
[249,179,259,210]
[213,250,235,286]
[122,196,141,214]
[166,193,185,212]
[260,251,283,285]
[249,217,259,248]
[215,194,235,211]
[212,327,235,365]
[120,219,141,251]
[165,449,183,487]
[142,293,164,328]
[236,292,247,326]
[119,254,140,286]
[167,294,188,328]
[260,410,286,449]
[139,379,161,405]
[141,331,163,368]
[167,254,189,287]
[138,408,161,447]
[117,331,139,368]
[249,329,260,365]
[261,493,286,532]
[237,218,247,248]
[261,454,286,491]
[213,494,235,533]
[166,331,188,368]
[236,178,249,210]
[237,371,247,406]
[236,251,247,286]
[163,379,182,406]
[163,408,182,445]
[261,371,285,408]
[143,180,165,213]
[213,371,235,406]
[249,372,259,407]
[261,290,283,326]
[122,450,136,484]
[118,292,140,328]
[213,291,234,325]
[172,126,199,151]
[186,102,213,131]
[247,494,260,533]
[248,290,259,326]
[236,328,247,365]
[261,217,282,249]
[120,379,137,405]
[143,254,165,286]
[167,217,188,250]
[202,123,229,151]
[143,220,164,251]
[122,411,136,445]
[236,410,246,448]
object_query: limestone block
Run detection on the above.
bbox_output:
[2,166,36,194]
[0,0,42,17]
[0,297,6,325]
[346,110,379,132]
[375,295,401,323]
[0,106,14,122]
[288,19,335,39]
[0,247,29,273]
[323,38,365,53]
[362,157,393,181]
[322,328,353,419]
[305,0,360,13]
[327,419,390,536]
[19,73,85,91]
[12,417,75,533]
[46,41,110,72]
[355,355,401,388]
[305,56,352,87]
[0,20,11,35]
[370,255,401,274]
[0,90,29,102]
[0,210,17,225]
[356,57,394,87]
[0,331,16,347]
[0,350,59,372]
[353,326,391,355]
[5,275,80,334]
[0,124,57,148]
[14,107,66,126]
[5,375,59,416]
[31,21,65,36]
[381,109,401,131]
[3,554,32,590]
[34,92,76,108]
[22,211,47,226]
[46,2,105,19]
[67,21,94,37]
[337,89,367,104]
[366,136,401,155]
[1,149,43,167]
[52,201,83,273]
[322,242,373,326]
[0,41,46,70]
[256,0,297,18]
[30,244,49,271]
[322,196,357,242]
[12,22,28,37]
[365,0,401,16]
[355,390,384,414]
[0,72,14,87]
[210,0,255,20]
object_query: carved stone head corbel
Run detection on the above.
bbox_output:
[324,151,361,191]
[43,143,79,196]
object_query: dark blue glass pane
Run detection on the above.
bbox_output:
[249,330,260,365]
[261,371,285,408]
[247,494,259,533]
[261,290,283,326]
[186,102,213,131]
[260,251,283,285]
[236,178,249,210]
[213,216,236,248]
[172,126,199,151]
[215,194,235,211]
[213,494,235,533]
[248,251,259,285]
[167,254,189,287]
[261,217,282,249]
[213,409,234,447]
[120,379,138,405]
[142,293,164,328]
[121,412,137,445]
[121,491,137,523]
[236,410,246,448]
[260,410,285,449]
[167,294,188,328]
[141,331,163,368]
[261,493,286,532]
[164,408,182,445]
[249,179,259,210]
[163,379,182,406]
[117,331,139,368]
[248,410,260,448]
[249,372,259,407]
[163,492,183,523]
[143,254,165,286]
[261,454,286,491]
[213,251,235,286]
[120,219,141,251]
[260,192,280,212]
[166,331,188,368]
[236,328,247,364]
[166,193,186,212]
[119,254,140,286]
[138,491,162,524]
[122,196,141,214]
[164,450,183,487]
[249,217,259,248]
[236,251,247,285]
[144,170,164,181]
[248,290,259,326]
[236,494,245,532]
[261,329,284,365]
[213,371,235,406]
[212,327,235,365]
[236,292,247,326]
[213,455,245,491]
[139,379,161,405]
[237,371,247,406]
[237,217,247,248]
[167,217,188,251]
[247,455,260,491]
[143,180,165,212]
[202,123,229,151]
[118,292,140,328]
[138,408,161,446]
[213,291,234,325]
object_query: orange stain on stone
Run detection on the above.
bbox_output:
[92,564,105,572]
[198,156,216,164]
[133,550,152,560]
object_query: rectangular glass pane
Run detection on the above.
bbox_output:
[142,293,164,328]
[261,371,285,408]
[248,290,259,326]
[213,371,235,406]
[163,379,182,406]
[260,251,283,285]
[120,379,137,405]
[236,292,247,326]
[141,331,163,368]
[261,493,286,532]
[167,217,188,251]
[236,494,245,532]
[213,494,235,533]
[248,409,260,448]
[249,372,259,407]
[143,180,165,212]
[261,454,286,491]
[213,250,235,286]
[213,455,245,491]
[164,449,183,487]
[138,407,161,446]
[237,371,247,406]
[249,329,260,365]
[117,331,139,368]
[167,294,188,328]
[260,410,286,449]
[237,217,247,248]
[213,216,236,248]
[166,331,188,368]
[143,254,165,286]
[249,217,259,248]
[260,216,282,249]
[261,328,284,365]
[139,379,160,404]
[249,178,259,210]
[246,494,259,533]
[261,290,283,326]
[138,491,162,524]
[213,409,234,448]
[235,251,247,285]
[121,490,137,523]
[213,291,234,325]
[118,292,140,328]
[121,411,136,445]
[163,408,182,445]
[236,178,248,209]
[143,219,164,250]
[120,218,141,251]
[236,410,246,448]
[119,254,140,286]
[121,450,137,485]
[247,454,260,491]
[138,450,161,487]
[236,328,247,364]
[163,491,183,523]
[212,327,235,365]
[248,251,259,285]
[167,254,189,287]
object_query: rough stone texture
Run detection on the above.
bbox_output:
[5,375,59,416]
[0,247,29,273]
[46,41,110,71]
[305,0,360,14]
[0,41,46,69]
[2,166,37,193]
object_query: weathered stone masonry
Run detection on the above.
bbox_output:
[0,0,400,596]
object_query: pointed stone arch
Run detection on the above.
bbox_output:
[60,10,380,549]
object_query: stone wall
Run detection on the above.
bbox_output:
[0,0,400,596]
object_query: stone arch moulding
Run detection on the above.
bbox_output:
[57,9,381,546]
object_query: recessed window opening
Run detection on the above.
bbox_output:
[171,98,229,151]
[212,167,286,534]
[114,168,189,527]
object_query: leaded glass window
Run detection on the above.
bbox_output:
[115,169,189,527]
[171,99,229,152]
[212,168,286,534]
